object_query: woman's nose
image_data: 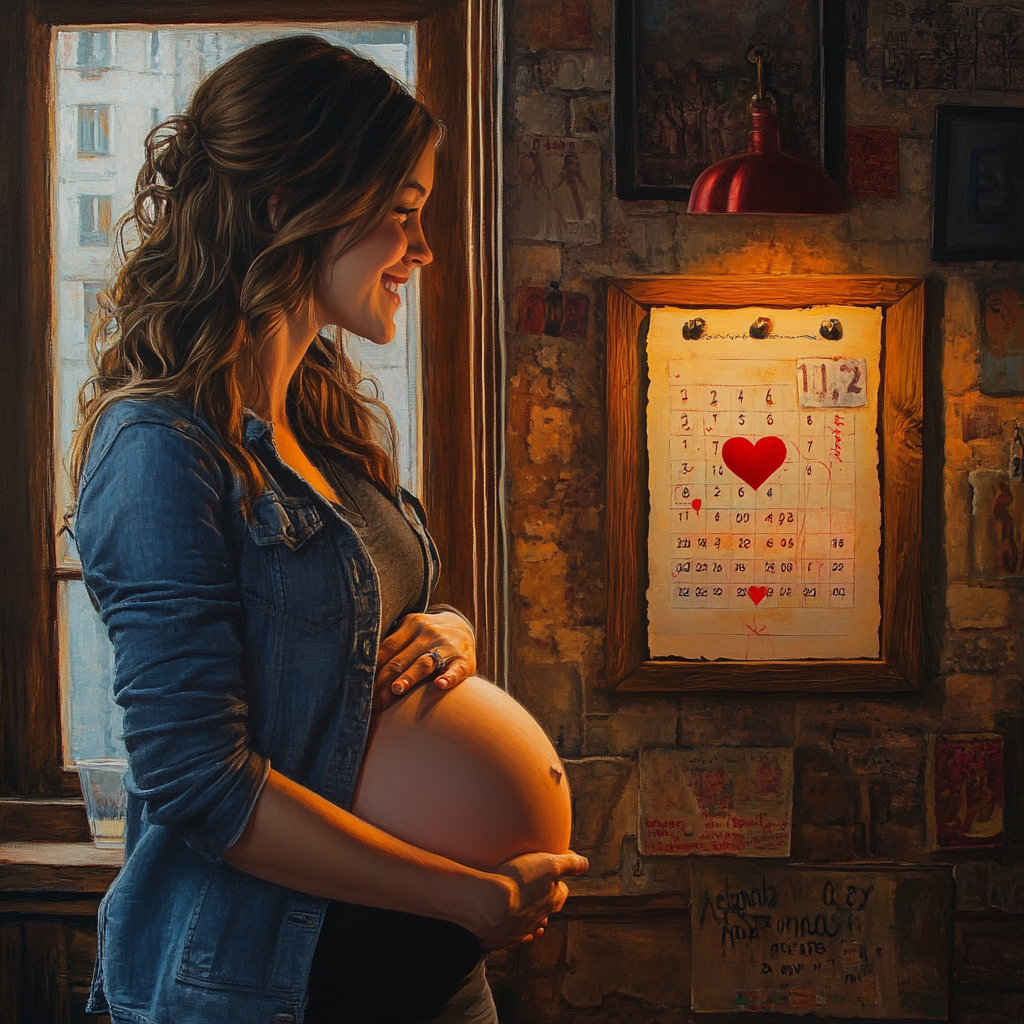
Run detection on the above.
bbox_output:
[405,225,433,267]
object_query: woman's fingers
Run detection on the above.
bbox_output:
[553,853,590,877]
[391,650,465,695]
[374,611,477,697]
[552,881,569,914]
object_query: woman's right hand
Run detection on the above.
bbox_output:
[472,850,589,951]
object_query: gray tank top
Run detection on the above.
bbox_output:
[317,454,426,637]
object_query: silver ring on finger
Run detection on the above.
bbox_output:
[429,648,449,673]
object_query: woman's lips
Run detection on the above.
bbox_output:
[381,275,405,304]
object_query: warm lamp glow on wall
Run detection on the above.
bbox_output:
[687,44,844,215]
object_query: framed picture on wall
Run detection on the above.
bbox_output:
[612,0,846,201]
[605,276,925,693]
[933,105,1024,261]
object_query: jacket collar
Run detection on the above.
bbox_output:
[243,411,273,446]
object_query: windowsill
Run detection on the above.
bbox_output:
[0,841,123,894]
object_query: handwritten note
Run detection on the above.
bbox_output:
[691,864,949,1018]
[640,747,792,857]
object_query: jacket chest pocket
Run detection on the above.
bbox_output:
[240,493,345,633]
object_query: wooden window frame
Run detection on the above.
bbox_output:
[0,0,504,835]
[606,275,924,694]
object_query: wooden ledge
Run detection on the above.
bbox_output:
[0,842,123,895]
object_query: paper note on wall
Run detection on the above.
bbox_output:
[690,863,950,1018]
[646,306,883,660]
[639,747,793,857]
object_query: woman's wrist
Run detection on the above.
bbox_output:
[424,604,475,640]
[443,866,514,939]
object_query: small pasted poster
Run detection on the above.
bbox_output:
[512,136,600,244]
[646,306,883,661]
[978,280,1024,395]
[639,747,793,858]
[927,733,1005,850]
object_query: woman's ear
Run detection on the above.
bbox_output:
[267,187,285,230]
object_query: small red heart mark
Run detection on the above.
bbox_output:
[748,586,767,606]
[722,436,787,490]
[691,499,702,513]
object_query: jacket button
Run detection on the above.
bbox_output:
[363,638,373,658]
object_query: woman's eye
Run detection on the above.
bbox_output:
[395,206,418,218]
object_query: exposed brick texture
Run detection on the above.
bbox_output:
[503,0,1024,1019]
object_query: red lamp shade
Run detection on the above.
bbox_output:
[687,107,844,214]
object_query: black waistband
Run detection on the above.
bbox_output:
[304,901,486,1023]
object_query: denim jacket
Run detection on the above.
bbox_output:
[75,398,440,1024]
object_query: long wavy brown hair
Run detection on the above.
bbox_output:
[70,35,439,511]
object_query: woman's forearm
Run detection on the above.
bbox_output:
[223,768,505,934]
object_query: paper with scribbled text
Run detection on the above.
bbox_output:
[690,864,948,1017]
[640,747,792,857]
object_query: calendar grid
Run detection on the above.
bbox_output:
[666,381,856,612]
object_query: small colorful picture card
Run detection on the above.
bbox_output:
[927,733,1005,850]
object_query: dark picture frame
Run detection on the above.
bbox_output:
[932,105,1024,261]
[613,0,846,202]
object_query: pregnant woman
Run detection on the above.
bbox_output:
[71,36,586,1024]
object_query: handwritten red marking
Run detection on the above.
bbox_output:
[721,436,787,490]
[691,499,702,513]
[748,586,767,606]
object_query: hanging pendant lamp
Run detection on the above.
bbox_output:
[687,44,843,214]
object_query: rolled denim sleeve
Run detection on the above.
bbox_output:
[75,419,270,860]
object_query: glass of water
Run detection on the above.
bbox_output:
[76,758,128,848]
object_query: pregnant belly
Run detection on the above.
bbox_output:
[351,677,571,871]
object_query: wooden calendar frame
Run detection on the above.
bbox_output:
[606,276,925,693]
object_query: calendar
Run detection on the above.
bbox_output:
[646,305,883,661]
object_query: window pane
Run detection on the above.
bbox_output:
[77,105,111,155]
[77,195,112,246]
[83,280,103,340]
[76,31,111,71]
[60,579,124,761]
[53,24,420,762]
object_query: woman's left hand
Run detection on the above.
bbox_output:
[373,611,476,713]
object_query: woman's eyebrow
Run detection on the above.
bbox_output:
[402,182,428,196]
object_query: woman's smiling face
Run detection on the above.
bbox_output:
[315,142,435,344]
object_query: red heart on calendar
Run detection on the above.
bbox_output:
[722,436,787,490]
[748,586,767,606]
[691,499,702,513]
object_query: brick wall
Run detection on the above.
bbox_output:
[499,0,1024,1019]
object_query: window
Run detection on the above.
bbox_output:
[56,25,422,761]
[76,30,110,71]
[77,103,110,155]
[149,30,160,69]
[1,1,502,834]
[77,195,111,246]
